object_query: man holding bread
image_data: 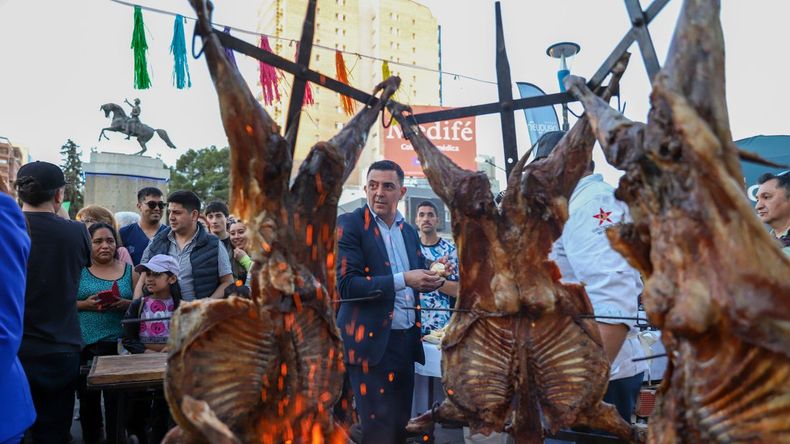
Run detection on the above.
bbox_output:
[336,160,449,444]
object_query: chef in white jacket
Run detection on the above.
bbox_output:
[537,131,648,422]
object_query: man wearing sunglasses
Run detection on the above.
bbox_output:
[120,187,167,265]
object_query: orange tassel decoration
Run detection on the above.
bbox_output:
[335,51,355,115]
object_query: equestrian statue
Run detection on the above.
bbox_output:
[99,98,177,155]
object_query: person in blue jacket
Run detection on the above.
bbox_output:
[336,160,445,444]
[0,192,36,443]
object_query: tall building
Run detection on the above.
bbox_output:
[259,0,440,187]
[0,138,25,195]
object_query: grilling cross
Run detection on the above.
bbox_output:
[203,0,669,177]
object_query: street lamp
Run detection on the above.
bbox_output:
[546,42,580,131]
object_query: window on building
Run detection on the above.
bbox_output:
[412,32,416,39]
[335,122,344,129]
[412,47,416,54]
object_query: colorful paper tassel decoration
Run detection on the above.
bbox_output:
[170,15,191,89]
[382,60,392,82]
[259,36,281,105]
[335,51,355,115]
[381,60,396,122]
[223,27,238,69]
[131,6,151,89]
[303,79,315,106]
[295,43,315,106]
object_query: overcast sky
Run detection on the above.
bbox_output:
[1,0,787,187]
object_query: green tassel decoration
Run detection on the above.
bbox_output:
[131,6,152,89]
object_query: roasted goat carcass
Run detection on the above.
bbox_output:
[565,1,790,442]
[388,56,643,444]
[163,1,400,442]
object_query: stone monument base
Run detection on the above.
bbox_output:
[83,151,170,214]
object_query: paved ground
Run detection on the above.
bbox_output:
[70,398,466,444]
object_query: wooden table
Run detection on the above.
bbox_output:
[87,353,167,390]
[87,353,168,443]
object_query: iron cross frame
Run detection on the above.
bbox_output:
[208,0,668,177]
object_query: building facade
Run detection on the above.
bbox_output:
[0,139,25,195]
[259,0,441,187]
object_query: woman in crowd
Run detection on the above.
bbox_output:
[77,205,133,265]
[122,254,180,444]
[229,218,253,286]
[75,222,137,444]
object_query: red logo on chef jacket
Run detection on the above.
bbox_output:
[593,208,613,225]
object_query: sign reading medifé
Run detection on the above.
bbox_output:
[382,105,477,177]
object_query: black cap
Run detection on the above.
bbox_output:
[16,161,67,191]
[532,131,566,161]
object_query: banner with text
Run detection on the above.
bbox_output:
[516,82,560,146]
[382,105,477,177]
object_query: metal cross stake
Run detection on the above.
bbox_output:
[208,0,667,177]
[283,0,317,154]
[410,0,668,178]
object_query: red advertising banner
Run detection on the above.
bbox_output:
[381,106,477,177]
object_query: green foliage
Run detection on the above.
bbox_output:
[60,139,84,218]
[169,145,230,204]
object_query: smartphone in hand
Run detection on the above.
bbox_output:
[96,289,120,306]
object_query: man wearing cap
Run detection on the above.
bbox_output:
[137,190,233,301]
[13,161,92,443]
[533,132,648,422]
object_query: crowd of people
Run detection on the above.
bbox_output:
[0,162,254,444]
[1,152,788,444]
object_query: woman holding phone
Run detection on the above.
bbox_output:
[75,222,138,444]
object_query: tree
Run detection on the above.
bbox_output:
[169,146,230,203]
[60,139,84,218]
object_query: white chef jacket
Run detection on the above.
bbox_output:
[550,174,648,381]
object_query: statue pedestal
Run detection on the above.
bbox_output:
[84,152,170,214]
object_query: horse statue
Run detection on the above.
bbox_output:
[99,103,177,155]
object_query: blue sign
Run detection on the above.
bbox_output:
[735,135,790,206]
[516,82,560,146]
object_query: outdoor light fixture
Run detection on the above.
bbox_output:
[547,42,580,131]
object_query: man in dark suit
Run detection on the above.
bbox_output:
[337,160,445,444]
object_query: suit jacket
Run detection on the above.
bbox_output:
[336,205,426,367]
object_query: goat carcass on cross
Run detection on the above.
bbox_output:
[163,1,400,442]
[389,54,644,443]
[565,0,790,442]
